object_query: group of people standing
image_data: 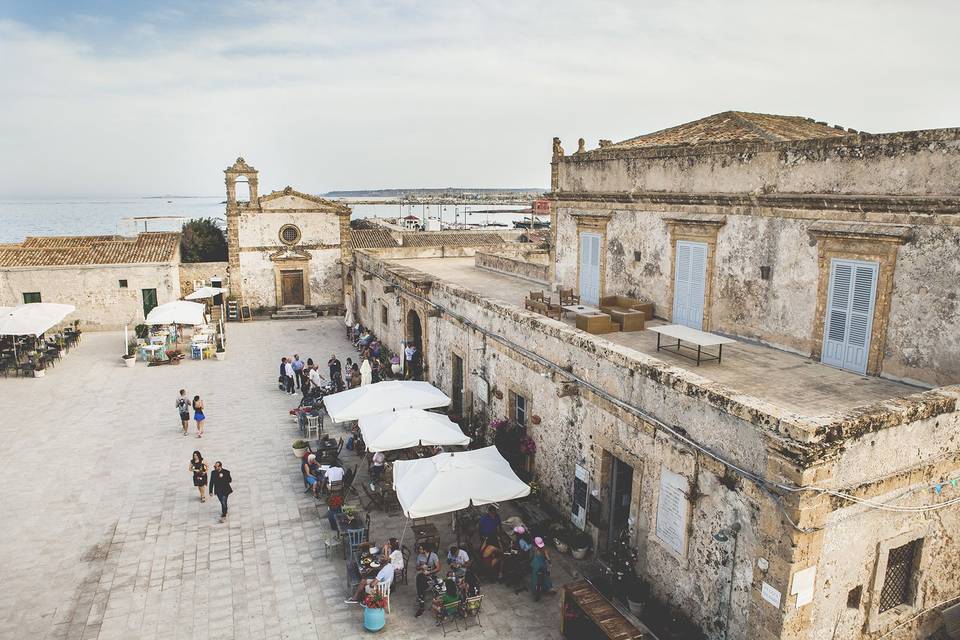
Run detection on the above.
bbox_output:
[279,354,329,395]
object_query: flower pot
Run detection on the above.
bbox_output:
[293,446,307,459]
[627,598,644,617]
[123,356,136,368]
[391,363,401,374]
[571,547,589,560]
[554,540,570,554]
[363,605,386,631]
[215,351,225,361]
[33,369,45,378]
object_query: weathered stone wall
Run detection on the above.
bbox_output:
[555,203,960,385]
[556,129,960,197]
[178,261,229,297]
[475,251,550,285]
[237,209,341,248]
[0,262,180,330]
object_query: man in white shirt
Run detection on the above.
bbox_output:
[446,545,470,577]
[345,561,395,604]
[283,358,295,395]
[308,364,323,389]
[325,464,345,485]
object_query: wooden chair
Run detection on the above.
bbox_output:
[558,287,579,306]
[396,545,411,586]
[528,290,545,303]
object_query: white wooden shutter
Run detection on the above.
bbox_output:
[673,241,706,330]
[578,232,601,306]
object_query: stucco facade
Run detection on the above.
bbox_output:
[223,158,352,312]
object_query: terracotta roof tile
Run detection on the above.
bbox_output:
[0,232,180,267]
[351,228,399,249]
[602,111,852,151]
[400,232,507,247]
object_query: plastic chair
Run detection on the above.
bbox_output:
[306,415,321,440]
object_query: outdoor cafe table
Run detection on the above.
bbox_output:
[140,344,164,362]
[647,324,736,366]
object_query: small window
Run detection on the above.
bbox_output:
[381,304,388,325]
[510,392,527,426]
[878,538,922,613]
[119,279,128,288]
[361,289,367,308]
[22,292,41,303]
[278,224,302,245]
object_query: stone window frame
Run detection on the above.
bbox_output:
[278,223,302,246]
[866,527,929,633]
[118,279,128,289]
[508,388,530,428]
[571,212,612,301]
[272,257,311,307]
[808,223,911,376]
[663,216,726,332]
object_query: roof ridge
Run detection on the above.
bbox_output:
[730,112,784,142]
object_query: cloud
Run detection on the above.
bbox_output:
[0,0,957,196]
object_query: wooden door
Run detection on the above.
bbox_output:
[672,241,707,330]
[280,270,304,306]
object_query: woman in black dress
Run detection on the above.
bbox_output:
[188,450,209,502]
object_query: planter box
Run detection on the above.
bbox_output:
[33,369,46,378]
[214,351,225,361]
[293,446,307,458]
[123,356,136,368]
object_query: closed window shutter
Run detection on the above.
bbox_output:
[827,263,852,343]
[848,266,874,348]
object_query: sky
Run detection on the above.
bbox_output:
[0,0,957,197]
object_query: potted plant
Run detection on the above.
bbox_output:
[33,359,46,378]
[624,574,649,617]
[122,338,137,368]
[570,531,592,560]
[214,336,225,361]
[292,439,309,458]
[134,324,149,339]
[550,524,571,554]
[362,591,388,631]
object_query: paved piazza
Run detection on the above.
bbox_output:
[0,318,571,640]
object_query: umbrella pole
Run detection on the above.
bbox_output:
[398,518,409,554]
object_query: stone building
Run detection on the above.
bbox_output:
[0,232,181,330]
[349,112,960,640]
[223,157,352,313]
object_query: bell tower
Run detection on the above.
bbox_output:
[223,157,259,308]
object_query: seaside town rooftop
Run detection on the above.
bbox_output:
[378,254,926,420]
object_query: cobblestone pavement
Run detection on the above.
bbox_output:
[0,319,570,640]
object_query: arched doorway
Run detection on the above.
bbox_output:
[405,309,423,380]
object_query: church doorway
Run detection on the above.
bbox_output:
[280,270,305,306]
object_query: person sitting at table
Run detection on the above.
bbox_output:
[478,535,504,581]
[383,537,404,573]
[414,543,441,617]
[344,559,395,604]
[477,505,502,540]
[431,573,461,623]
[446,545,470,577]
[301,454,323,498]
[369,451,386,487]
[323,461,344,491]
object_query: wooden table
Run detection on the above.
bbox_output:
[562,304,601,316]
[647,324,736,366]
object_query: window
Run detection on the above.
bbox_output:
[278,224,302,245]
[361,288,367,308]
[381,304,388,325]
[22,292,41,303]
[878,539,922,613]
[119,279,128,288]
[510,391,528,426]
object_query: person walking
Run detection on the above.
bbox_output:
[279,357,288,391]
[193,395,206,438]
[209,461,233,523]
[292,354,304,390]
[176,389,191,436]
[188,450,208,502]
[328,354,342,390]
[530,537,554,600]
[284,357,296,395]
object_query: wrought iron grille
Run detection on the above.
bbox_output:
[878,539,921,613]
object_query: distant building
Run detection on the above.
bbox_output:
[0,232,181,329]
[223,158,352,313]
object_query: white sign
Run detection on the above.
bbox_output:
[791,566,817,607]
[655,466,689,557]
[474,374,489,403]
[761,581,782,609]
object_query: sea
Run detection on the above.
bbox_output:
[0,196,536,243]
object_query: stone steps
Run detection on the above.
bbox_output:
[271,305,318,320]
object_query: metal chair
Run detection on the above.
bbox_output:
[344,529,367,560]
[375,580,391,614]
[462,595,483,630]
[323,535,341,559]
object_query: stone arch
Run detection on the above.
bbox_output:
[224,157,259,206]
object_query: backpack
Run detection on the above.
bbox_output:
[177,397,190,413]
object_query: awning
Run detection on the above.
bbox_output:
[145,300,206,325]
[185,286,225,300]
[359,408,470,452]
[0,303,76,337]
[393,446,530,519]
[324,380,450,423]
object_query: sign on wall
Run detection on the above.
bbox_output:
[571,464,588,530]
[655,466,689,557]
[473,374,489,404]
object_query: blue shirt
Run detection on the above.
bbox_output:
[478,514,501,538]
[292,359,304,372]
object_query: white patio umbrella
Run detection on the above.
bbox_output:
[184,286,225,300]
[359,408,470,452]
[323,380,450,423]
[145,300,206,325]
[393,446,530,519]
[0,303,75,337]
[360,359,372,386]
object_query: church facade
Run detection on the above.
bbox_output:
[223,158,352,312]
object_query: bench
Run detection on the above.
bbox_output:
[599,295,654,320]
[575,312,615,334]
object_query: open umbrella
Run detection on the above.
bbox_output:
[323,380,450,423]
[359,408,470,452]
[0,303,75,337]
[145,300,206,325]
[184,286,225,300]
[393,446,530,519]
